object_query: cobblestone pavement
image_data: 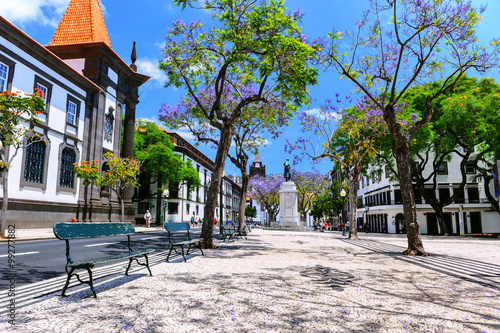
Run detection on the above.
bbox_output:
[1,230,499,333]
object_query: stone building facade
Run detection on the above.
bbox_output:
[0,0,149,228]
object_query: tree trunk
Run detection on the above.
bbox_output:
[121,196,125,223]
[348,172,360,240]
[434,204,448,236]
[1,169,8,238]
[393,143,428,255]
[201,124,233,249]
[483,175,499,214]
[384,103,428,256]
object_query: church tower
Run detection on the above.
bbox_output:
[249,151,266,178]
[45,0,150,223]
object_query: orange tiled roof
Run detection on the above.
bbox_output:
[49,0,112,48]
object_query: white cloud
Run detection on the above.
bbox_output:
[176,129,196,141]
[1,0,68,27]
[304,108,321,116]
[136,58,168,87]
[0,0,109,28]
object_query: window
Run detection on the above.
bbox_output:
[138,202,150,214]
[394,189,402,204]
[439,188,450,202]
[465,162,475,174]
[453,188,465,204]
[0,62,8,91]
[67,100,77,125]
[35,82,48,103]
[59,147,76,188]
[0,55,16,93]
[437,162,448,175]
[34,76,52,122]
[24,139,46,184]
[168,202,179,214]
[467,187,479,203]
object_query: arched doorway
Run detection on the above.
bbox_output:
[395,213,406,234]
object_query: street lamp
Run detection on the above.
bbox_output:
[340,189,347,236]
[163,189,169,224]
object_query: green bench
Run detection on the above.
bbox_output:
[164,222,204,262]
[53,222,155,298]
[219,225,239,242]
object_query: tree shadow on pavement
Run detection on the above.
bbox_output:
[342,238,500,291]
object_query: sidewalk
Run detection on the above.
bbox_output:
[1,229,499,332]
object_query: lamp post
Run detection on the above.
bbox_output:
[219,172,225,235]
[162,189,169,224]
[340,189,347,236]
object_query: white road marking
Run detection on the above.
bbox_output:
[0,251,39,257]
[140,236,162,240]
[84,242,116,247]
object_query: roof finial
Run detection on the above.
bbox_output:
[130,41,137,72]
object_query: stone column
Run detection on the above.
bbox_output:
[123,93,138,159]
[279,181,301,228]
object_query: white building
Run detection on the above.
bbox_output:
[0,0,149,229]
[133,129,240,227]
[356,152,500,235]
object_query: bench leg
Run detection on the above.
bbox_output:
[166,247,174,262]
[61,267,96,298]
[180,246,187,262]
[143,254,152,276]
[125,257,133,275]
[61,267,75,297]
[86,268,97,298]
[126,255,153,276]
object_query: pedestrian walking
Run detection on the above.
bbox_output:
[191,216,195,227]
[144,210,151,228]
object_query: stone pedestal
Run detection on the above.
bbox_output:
[279,181,300,227]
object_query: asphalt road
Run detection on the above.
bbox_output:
[0,230,203,291]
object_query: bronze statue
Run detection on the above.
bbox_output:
[284,158,291,181]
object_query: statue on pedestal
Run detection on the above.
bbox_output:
[284,158,291,181]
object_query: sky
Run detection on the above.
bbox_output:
[2,0,500,178]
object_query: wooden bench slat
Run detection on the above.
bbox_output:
[68,249,155,268]
[171,238,203,246]
[53,222,135,240]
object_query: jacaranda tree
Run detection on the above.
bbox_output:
[290,169,330,223]
[287,96,386,239]
[316,0,500,255]
[159,0,318,248]
[249,175,284,224]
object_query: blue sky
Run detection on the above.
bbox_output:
[2,0,500,177]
